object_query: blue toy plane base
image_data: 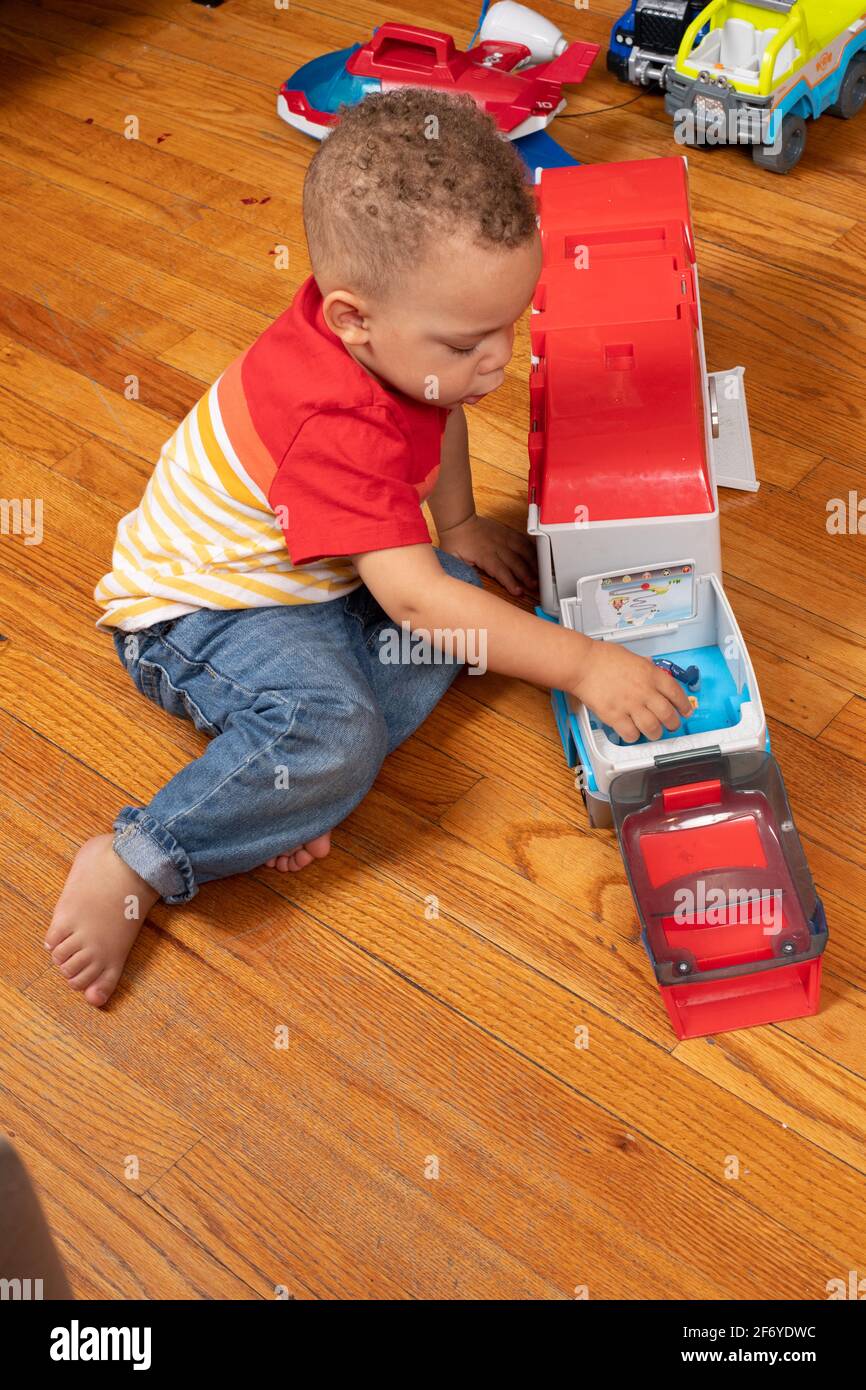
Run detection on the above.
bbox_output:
[514,129,579,173]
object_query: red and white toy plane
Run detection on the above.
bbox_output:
[278,4,599,143]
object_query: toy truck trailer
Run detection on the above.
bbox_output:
[609,1,709,86]
[663,0,866,172]
[527,156,828,1038]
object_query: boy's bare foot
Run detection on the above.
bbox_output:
[45,834,160,1007]
[264,831,331,874]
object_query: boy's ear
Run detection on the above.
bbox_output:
[322,289,371,347]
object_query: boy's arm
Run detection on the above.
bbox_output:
[352,544,692,745]
[428,405,475,535]
[428,405,536,596]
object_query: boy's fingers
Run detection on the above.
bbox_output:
[657,670,692,716]
[510,532,537,563]
[614,714,641,744]
[489,558,523,595]
[647,692,684,732]
[508,553,537,588]
[635,709,664,742]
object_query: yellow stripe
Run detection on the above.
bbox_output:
[104,597,170,621]
[150,466,235,559]
[114,518,355,597]
[97,566,362,625]
[131,574,316,608]
[143,474,213,566]
[167,455,277,545]
[95,378,369,627]
[135,480,341,595]
[197,388,264,509]
[113,533,155,577]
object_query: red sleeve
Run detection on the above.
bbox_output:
[269,407,433,565]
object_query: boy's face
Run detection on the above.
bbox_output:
[323,229,543,409]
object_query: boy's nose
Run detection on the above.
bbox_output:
[487,328,515,372]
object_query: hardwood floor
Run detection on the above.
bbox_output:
[0,0,863,1299]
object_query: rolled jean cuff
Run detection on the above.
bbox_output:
[112,808,198,905]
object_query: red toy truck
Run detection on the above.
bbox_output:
[528,156,828,1039]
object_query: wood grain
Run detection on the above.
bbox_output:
[0,0,863,1300]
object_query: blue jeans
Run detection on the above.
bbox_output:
[110,549,481,904]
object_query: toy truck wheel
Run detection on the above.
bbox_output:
[827,57,866,120]
[751,115,807,174]
[606,51,630,84]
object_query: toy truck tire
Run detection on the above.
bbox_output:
[607,50,631,84]
[751,114,807,174]
[827,56,866,120]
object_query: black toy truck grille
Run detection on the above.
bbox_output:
[634,8,687,54]
[635,1,708,56]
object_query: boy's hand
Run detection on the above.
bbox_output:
[438,514,537,597]
[573,641,693,745]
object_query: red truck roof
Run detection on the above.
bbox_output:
[529,157,714,525]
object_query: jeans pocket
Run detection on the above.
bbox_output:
[136,658,221,737]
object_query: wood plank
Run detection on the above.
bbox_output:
[143,1143,407,1301]
[13,814,842,1297]
[0,1067,255,1298]
[819,697,866,765]
[1,0,862,1302]
[673,982,866,1173]
[0,976,201,1187]
[1,747,855,1293]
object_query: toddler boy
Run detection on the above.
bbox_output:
[46,89,689,1006]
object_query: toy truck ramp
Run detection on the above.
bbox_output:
[528,156,827,1037]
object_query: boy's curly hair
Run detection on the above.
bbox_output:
[302,86,538,302]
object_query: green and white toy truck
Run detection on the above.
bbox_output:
[664,0,866,170]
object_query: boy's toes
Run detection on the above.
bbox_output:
[51,933,86,968]
[85,968,122,1009]
[44,918,75,952]
[263,831,331,874]
[58,949,94,981]
[67,958,105,992]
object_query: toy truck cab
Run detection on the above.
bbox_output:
[664,0,866,171]
[610,749,828,1037]
[609,1,709,86]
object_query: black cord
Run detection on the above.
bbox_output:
[557,92,649,120]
